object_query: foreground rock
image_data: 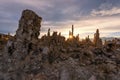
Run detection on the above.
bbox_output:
[0,9,43,79]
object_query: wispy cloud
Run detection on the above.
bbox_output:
[91,7,120,16]
[91,1,120,16]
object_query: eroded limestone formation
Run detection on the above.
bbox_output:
[1,10,43,79]
[5,10,42,62]
[93,29,102,47]
[47,28,50,36]
[16,9,42,42]
[69,25,74,38]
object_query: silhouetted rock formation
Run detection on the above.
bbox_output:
[81,35,93,47]
[0,33,12,50]
[69,25,74,38]
[0,33,11,40]
[47,28,50,36]
[93,29,102,47]
[41,31,65,47]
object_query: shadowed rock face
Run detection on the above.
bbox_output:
[0,9,43,80]
[5,9,42,58]
[16,9,42,42]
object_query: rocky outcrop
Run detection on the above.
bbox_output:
[0,9,43,80]
[0,10,120,80]
[16,9,42,42]
[6,9,42,55]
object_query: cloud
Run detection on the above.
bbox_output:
[0,0,120,38]
[40,15,120,38]
[91,7,120,16]
[0,0,54,34]
[91,1,120,16]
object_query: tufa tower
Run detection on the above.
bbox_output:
[93,29,102,47]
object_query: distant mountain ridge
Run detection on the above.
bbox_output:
[107,32,120,37]
[101,37,120,41]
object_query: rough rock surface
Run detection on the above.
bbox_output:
[16,9,42,42]
[0,9,43,80]
[0,9,120,80]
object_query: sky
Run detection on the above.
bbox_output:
[0,0,120,38]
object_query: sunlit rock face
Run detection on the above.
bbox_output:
[16,9,42,42]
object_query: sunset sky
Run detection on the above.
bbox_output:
[0,0,120,38]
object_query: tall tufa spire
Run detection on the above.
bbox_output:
[72,25,74,36]
[93,29,102,47]
[47,28,50,36]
